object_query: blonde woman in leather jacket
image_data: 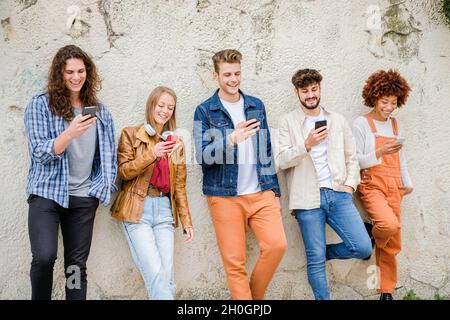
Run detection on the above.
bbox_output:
[111,86,193,300]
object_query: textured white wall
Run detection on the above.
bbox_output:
[1,0,449,299]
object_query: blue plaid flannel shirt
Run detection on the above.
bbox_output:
[24,93,118,208]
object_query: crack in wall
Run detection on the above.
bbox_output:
[16,0,37,13]
[250,0,277,74]
[98,0,124,48]
[195,48,216,90]
[409,274,441,290]
[195,1,277,75]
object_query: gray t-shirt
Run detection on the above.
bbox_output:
[64,107,98,197]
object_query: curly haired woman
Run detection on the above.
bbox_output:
[352,70,413,300]
[24,45,117,300]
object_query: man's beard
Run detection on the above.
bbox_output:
[299,96,321,110]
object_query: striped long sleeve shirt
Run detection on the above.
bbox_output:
[24,93,118,208]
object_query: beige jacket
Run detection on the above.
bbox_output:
[275,106,360,211]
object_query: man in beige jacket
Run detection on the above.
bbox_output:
[276,69,372,300]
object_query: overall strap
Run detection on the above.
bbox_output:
[391,117,399,136]
[364,114,377,134]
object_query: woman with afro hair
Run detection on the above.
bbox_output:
[352,69,413,300]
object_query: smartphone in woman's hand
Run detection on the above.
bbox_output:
[394,136,405,144]
[82,106,97,119]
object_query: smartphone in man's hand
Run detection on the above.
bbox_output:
[247,118,260,125]
[315,120,327,132]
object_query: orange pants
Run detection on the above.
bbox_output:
[358,174,404,293]
[207,190,287,300]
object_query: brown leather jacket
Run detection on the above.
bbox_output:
[111,125,192,229]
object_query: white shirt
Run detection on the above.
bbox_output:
[221,95,261,195]
[352,115,412,188]
[304,107,333,189]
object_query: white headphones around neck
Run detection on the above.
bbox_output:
[143,123,174,141]
[144,123,156,137]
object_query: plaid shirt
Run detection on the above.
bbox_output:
[24,93,118,208]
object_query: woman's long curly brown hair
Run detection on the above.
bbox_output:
[362,69,411,108]
[48,45,101,121]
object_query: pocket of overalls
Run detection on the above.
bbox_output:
[387,179,403,200]
[360,170,371,182]
[359,169,374,188]
[356,180,372,200]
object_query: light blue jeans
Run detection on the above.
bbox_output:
[294,188,372,300]
[123,196,175,300]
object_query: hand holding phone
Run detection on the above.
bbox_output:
[154,140,177,158]
[65,113,96,140]
[394,136,405,144]
[161,131,178,142]
[305,120,328,151]
[231,119,261,145]
[315,120,327,132]
[165,132,180,153]
[376,138,403,157]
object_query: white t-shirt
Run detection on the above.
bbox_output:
[304,107,333,189]
[221,95,261,195]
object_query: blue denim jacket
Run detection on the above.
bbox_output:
[193,89,280,197]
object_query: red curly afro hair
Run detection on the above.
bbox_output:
[362,69,411,108]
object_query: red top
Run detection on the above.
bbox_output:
[149,156,170,194]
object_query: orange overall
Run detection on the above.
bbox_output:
[356,115,405,294]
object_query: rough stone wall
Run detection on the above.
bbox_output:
[0,0,449,299]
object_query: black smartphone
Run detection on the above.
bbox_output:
[315,120,327,131]
[246,110,263,127]
[82,106,97,119]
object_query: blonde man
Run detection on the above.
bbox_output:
[193,49,287,300]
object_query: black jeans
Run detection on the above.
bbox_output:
[28,194,99,300]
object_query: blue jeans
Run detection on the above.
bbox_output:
[123,196,175,300]
[294,188,372,300]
